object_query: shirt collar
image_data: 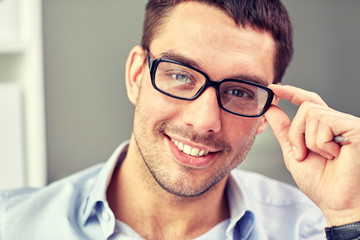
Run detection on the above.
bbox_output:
[225,170,257,239]
[80,141,258,239]
[81,141,129,226]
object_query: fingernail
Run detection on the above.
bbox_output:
[325,153,335,160]
[292,146,300,160]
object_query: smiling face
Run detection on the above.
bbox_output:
[127,2,276,197]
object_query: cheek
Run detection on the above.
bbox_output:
[224,116,262,146]
[136,83,181,124]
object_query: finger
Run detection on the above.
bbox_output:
[268,84,328,107]
[321,111,358,139]
[268,84,329,160]
[304,113,325,158]
[288,102,327,161]
[305,114,336,160]
[316,121,341,158]
[264,105,293,159]
[293,105,354,160]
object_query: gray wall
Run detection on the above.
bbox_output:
[43,1,360,185]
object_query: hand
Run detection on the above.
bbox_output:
[264,84,360,226]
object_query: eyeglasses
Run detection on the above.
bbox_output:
[146,49,274,118]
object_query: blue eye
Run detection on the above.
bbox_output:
[171,73,192,83]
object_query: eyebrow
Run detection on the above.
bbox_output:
[159,50,203,70]
[158,50,270,86]
[230,74,270,86]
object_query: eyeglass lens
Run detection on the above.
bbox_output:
[153,61,270,116]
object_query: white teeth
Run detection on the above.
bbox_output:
[199,150,206,156]
[171,139,209,157]
[190,148,200,157]
[178,142,184,151]
[183,145,192,155]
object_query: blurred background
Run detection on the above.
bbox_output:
[1,0,359,189]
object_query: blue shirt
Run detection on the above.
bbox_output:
[0,141,326,239]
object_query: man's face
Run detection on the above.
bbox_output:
[130,2,275,197]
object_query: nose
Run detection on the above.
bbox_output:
[181,87,222,133]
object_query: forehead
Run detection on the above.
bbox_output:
[149,1,276,83]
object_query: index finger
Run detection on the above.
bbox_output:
[268,84,328,107]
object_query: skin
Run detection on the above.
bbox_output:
[107,1,360,239]
[265,85,360,226]
[107,2,274,239]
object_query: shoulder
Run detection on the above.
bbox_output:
[229,169,326,238]
[0,162,103,214]
[230,168,311,205]
[0,187,39,208]
[0,163,104,239]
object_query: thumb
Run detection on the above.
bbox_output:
[264,105,294,159]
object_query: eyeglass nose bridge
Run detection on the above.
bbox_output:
[190,77,223,103]
[192,78,250,118]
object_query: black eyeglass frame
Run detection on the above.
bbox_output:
[146,49,274,118]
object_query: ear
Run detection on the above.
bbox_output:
[125,45,147,105]
[256,84,280,135]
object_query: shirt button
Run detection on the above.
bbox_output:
[102,211,111,222]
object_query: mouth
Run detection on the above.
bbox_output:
[167,136,219,168]
[170,138,210,157]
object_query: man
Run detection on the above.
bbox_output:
[1,0,360,239]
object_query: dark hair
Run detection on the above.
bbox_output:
[141,0,293,84]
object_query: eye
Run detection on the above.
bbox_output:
[225,89,253,98]
[171,73,192,83]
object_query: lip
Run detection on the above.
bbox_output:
[166,137,217,168]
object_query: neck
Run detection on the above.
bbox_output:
[107,139,230,240]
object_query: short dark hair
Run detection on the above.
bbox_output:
[141,0,293,84]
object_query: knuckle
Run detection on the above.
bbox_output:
[298,101,314,112]
[288,127,301,143]
[318,114,331,123]
[316,138,327,149]
[306,135,317,149]
[309,91,321,100]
